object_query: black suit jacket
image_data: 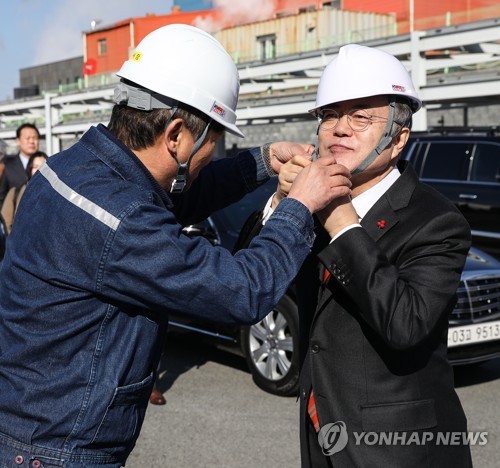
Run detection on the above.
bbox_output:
[297,161,472,467]
[0,154,28,207]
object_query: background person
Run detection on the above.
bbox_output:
[1,151,48,233]
[0,150,6,260]
[262,44,472,467]
[0,123,40,207]
[0,24,351,468]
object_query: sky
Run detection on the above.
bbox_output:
[0,0,177,101]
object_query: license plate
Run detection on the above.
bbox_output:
[448,320,500,347]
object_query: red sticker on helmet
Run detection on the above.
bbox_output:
[392,85,406,92]
[211,102,226,117]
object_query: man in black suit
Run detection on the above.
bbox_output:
[267,44,472,467]
[0,123,40,207]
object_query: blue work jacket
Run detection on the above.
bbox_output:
[0,124,314,466]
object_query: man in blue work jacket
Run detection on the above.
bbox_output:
[0,24,352,467]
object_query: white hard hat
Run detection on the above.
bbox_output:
[116,24,244,137]
[309,44,421,114]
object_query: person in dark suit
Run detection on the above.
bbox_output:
[266,44,472,467]
[0,123,40,207]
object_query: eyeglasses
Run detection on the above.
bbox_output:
[317,108,390,132]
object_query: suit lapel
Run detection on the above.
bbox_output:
[361,160,418,241]
[361,199,399,241]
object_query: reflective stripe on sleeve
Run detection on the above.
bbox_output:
[39,162,120,231]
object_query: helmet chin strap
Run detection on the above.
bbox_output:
[170,121,211,193]
[352,98,397,175]
[311,124,320,161]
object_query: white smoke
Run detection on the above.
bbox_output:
[194,0,275,32]
[213,0,275,23]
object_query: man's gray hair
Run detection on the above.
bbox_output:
[393,98,413,132]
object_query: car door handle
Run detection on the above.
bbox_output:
[459,194,478,200]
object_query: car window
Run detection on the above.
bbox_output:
[220,179,276,232]
[470,143,500,183]
[402,140,423,173]
[421,142,471,180]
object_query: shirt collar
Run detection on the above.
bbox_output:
[19,153,30,169]
[352,167,400,220]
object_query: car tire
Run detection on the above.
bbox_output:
[240,294,300,397]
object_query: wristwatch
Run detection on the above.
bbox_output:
[261,143,276,177]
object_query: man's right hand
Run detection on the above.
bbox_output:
[287,155,352,214]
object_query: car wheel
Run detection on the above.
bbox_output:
[240,294,299,397]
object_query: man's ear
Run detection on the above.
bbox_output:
[164,118,185,155]
[391,127,410,160]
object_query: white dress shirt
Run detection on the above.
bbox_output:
[19,153,30,169]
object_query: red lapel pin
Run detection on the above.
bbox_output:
[377,220,386,229]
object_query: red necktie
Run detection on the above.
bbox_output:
[307,389,320,432]
[322,268,331,284]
